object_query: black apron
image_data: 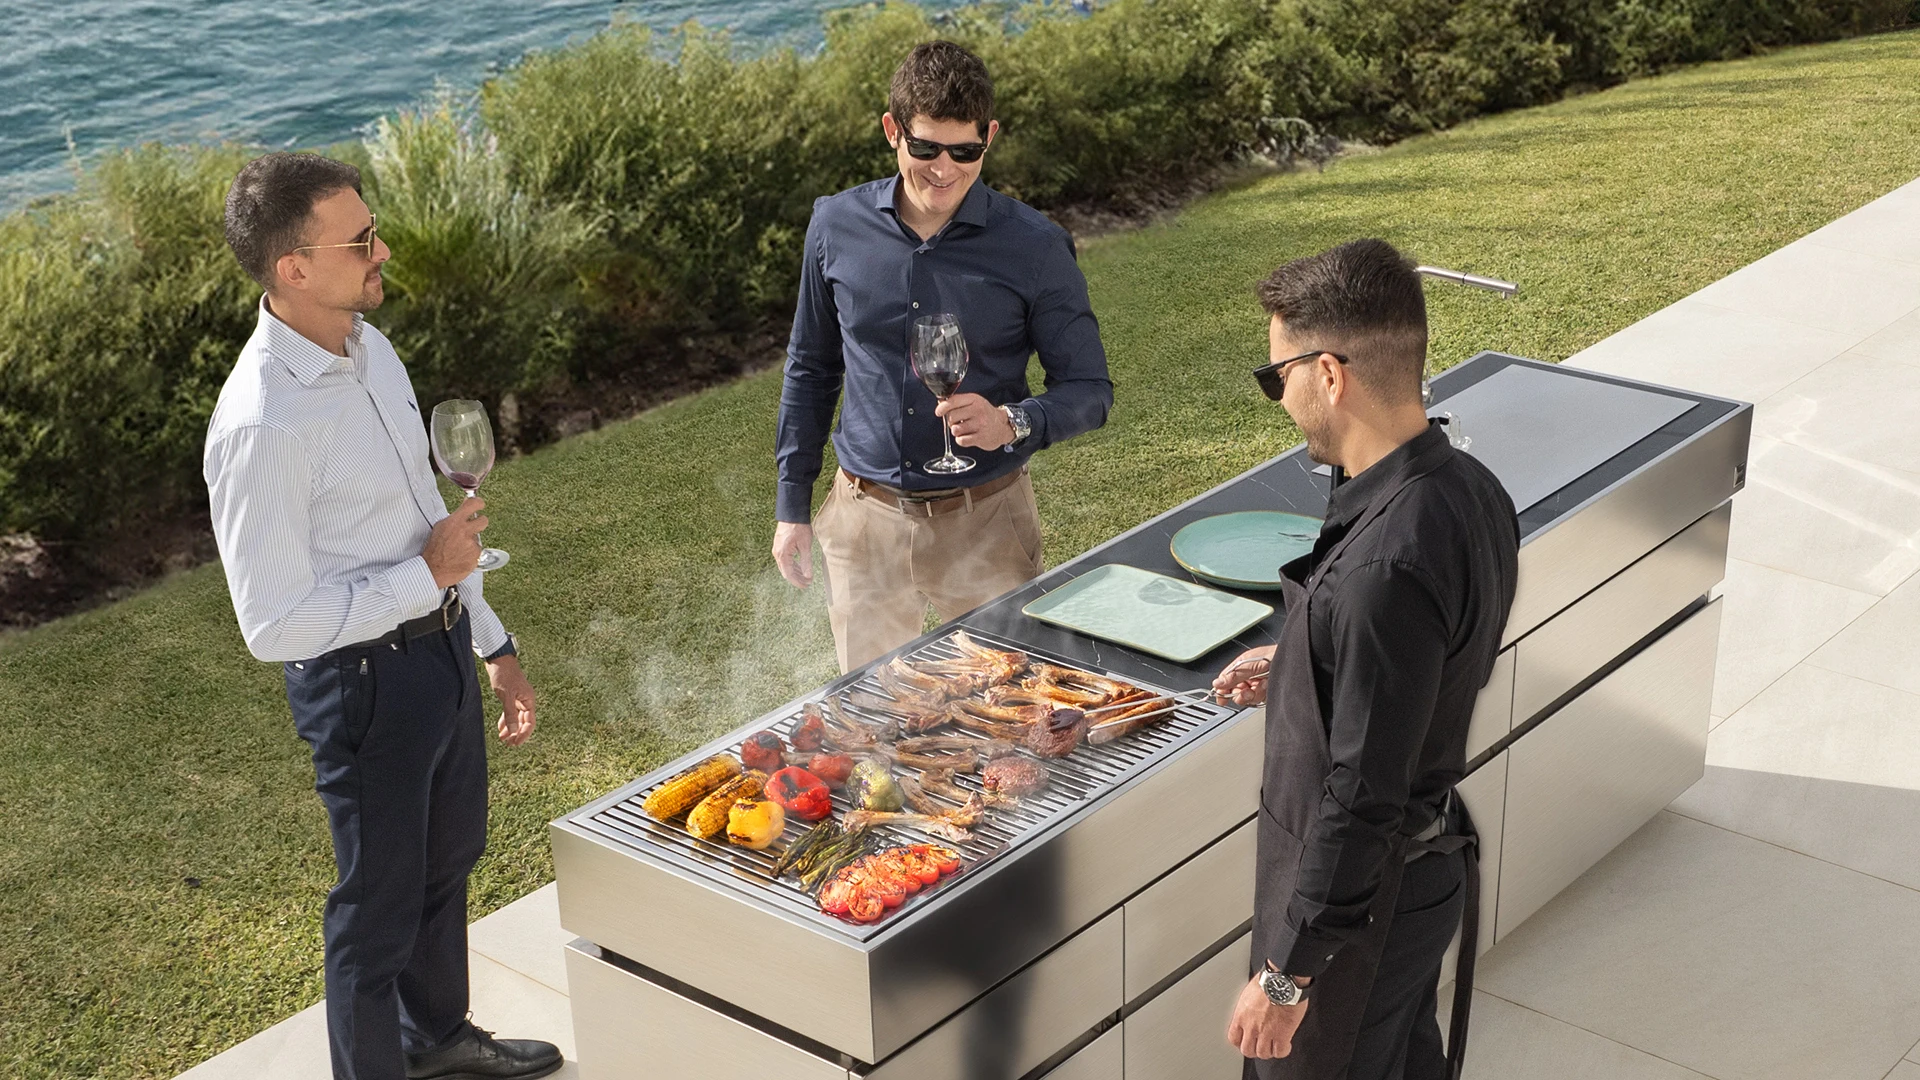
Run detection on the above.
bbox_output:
[1246,462,1480,1080]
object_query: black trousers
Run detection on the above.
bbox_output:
[1348,847,1469,1080]
[285,614,488,1080]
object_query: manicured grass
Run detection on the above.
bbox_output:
[5,30,1919,1078]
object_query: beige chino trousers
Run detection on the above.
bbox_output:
[814,468,1046,673]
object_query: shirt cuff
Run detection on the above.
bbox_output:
[385,556,444,620]
[776,481,817,524]
[1271,929,1344,980]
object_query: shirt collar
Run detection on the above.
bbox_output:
[1324,421,1450,527]
[258,295,364,386]
[873,175,995,229]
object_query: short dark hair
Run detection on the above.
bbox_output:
[223,152,363,290]
[1256,239,1428,403]
[889,41,993,138]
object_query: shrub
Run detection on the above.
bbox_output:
[364,93,605,404]
[0,0,1912,570]
[0,145,257,546]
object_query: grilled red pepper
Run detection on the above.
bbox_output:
[791,710,827,752]
[741,731,787,773]
[765,767,834,822]
[807,752,855,789]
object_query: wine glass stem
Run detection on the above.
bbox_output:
[464,489,483,547]
[942,413,955,462]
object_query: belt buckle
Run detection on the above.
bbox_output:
[440,589,460,631]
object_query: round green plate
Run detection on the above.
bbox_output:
[1170,511,1323,591]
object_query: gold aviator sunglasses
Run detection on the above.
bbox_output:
[291,215,379,259]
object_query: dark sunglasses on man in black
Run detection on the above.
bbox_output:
[1252,349,1349,402]
[902,135,989,164]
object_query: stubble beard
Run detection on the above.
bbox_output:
[350,275,384,314]
[1294,389,1334,465]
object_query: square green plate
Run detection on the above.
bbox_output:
[1022,563,1275,663]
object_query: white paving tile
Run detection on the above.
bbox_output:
[1565,299,1858,404]
[467,952,580,1071]
[174,1004,330,1080]
[1686,240,1920,338]
[1909,1033,1920,1064]
[1672,764,1920,892]
[1478,812,1920,1080]
[1808,569,1920,697]
[1707,664,1920,793]
[1850,307,1920,367]
[1803,180,1920,267]
[1754,350,1920,476]
[1726,437,1920,595]
[1437,992,1715,1080]
[469,882,570,996]
[1889,1062,1920,1080]
[1710,558,1876,717]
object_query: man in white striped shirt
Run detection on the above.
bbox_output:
[205,152,560,1080]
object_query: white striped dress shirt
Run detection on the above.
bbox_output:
[204,297,509,662]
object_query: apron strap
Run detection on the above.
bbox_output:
[1404,791,1478,1080]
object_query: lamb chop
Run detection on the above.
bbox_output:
[947,707,1030,741]
[1031,663,1136,701]
[924,766,1018,809]
[846,689,948,736]
[953,696,1051,725]
[878,663,950,711]
[843,793,989,843]
[950,631,1030,685]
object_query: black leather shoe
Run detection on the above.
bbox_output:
[405,1025,563,1080]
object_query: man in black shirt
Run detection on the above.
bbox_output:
[1215,239,1518,1080]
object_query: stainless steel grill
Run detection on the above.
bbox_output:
[573,629,1239,939]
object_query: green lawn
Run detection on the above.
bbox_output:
[5,30,1920,1078]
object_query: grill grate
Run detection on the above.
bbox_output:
[580,630,1239,937]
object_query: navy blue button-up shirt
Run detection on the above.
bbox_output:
[775,176,1113,523]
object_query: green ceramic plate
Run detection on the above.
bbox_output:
[1169,511,1323,591]
[1022,564,1275,663]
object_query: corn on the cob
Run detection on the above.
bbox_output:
[642,755,742,820]
[686,770,766,839]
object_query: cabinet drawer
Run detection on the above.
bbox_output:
[1124,932,1250,1080]
[1040,1025,1122,1080]
[1124,819,1255,1002]
[867,910,1122,1080]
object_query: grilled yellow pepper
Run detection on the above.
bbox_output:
[727,797,787,850]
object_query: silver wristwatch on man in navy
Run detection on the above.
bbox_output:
[1001,404,1033,449]
[1259,962,1309,1007]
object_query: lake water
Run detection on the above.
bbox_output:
[1,0,913,210]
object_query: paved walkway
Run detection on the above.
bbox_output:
[179,176,1920,1080]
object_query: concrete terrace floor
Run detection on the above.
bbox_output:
[179,177,1920,1080]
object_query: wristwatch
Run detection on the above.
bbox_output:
[1001,404,1033,449]
[1259,963,1308,1007]
[482,632,518,663]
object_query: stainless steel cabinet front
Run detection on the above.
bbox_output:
[1123,819,1255,1002]
[1040,1025,1123,1080]
[865,910,1124,1080]
[564,940,850,1080]
[1498,597,1721,939]
[1123,932,1251,1080]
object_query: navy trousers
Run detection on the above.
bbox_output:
[284,614,488,1080]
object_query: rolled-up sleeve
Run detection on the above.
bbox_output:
[205,424,441,662]
[774,204,846,524]
[1019,230,1112,450]
[1270,558,1448,977]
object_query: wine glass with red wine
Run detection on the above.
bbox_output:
[430,399,510,571]
[911,313,975,475]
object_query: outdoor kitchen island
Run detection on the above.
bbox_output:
[550,352,1753,1080]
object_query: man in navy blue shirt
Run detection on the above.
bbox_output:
[772,41,1113,671]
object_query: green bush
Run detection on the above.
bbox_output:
[0,0,1912,563]
[364,93,605,403]
[0,146,257,546]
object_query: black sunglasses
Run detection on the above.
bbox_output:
[902,134,989,164]
[1253,349,1349,401]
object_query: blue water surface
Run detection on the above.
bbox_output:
[2,0,905,210]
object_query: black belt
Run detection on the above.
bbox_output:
[354,588,463,650]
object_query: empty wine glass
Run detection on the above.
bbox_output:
[911,313,975,475]
[430,399,510,571]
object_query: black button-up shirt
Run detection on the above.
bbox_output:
[774,176,1113,523]
[1274,422,1519,976]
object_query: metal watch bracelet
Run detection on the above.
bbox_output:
[1259,966,1307,1007]
[1001,404,1032,449]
